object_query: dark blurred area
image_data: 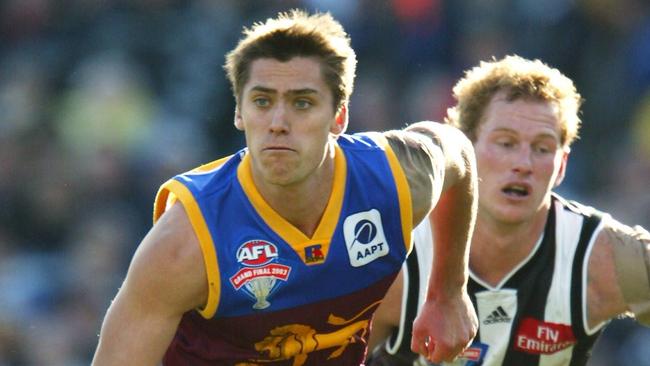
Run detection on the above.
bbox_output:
[0,0,648,365]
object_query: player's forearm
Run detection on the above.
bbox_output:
[427,164,477,299]
[427,123,477,298]
[385,121,477,296]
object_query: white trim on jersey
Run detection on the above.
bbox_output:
[414,221,434,314]
[386,260,410,355]
[581,214,610,336]
[386,220,434,359]
[538,200,584,365]
[469,234,544,291]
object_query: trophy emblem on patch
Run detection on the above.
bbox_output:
[246,276,276,309]
[229,240,291,309]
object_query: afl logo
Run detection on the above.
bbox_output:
[236,240,278,267]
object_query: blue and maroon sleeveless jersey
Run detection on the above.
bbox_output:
[153,133,413,365]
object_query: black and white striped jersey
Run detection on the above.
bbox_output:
[381,193,609,366]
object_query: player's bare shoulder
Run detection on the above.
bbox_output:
[132,202,208,311]
[600,218,650,325]
[382,124,443,225]
[382,121,474,225]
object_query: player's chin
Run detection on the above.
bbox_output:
[492,206,534,224]
[262,167,302,186]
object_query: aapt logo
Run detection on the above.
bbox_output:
[229,240,291,310]
[343,209,389,267]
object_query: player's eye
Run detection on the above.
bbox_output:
[253,97,270,108]
[294,99,312,109]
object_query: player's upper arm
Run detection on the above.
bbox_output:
[588,219,650,327]
[384,121,475,225]
[92,202,208,366]
[608,220,650,325]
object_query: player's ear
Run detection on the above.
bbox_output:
[331,104,348,135]
[234,106,244,131]
[553,148,570,187]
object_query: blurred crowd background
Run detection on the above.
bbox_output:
[1,0,649,365]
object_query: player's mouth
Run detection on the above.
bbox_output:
[502,183,531,197]
[263,145,295,152]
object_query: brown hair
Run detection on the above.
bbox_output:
[224,9,357,112]
[446,55,583,147]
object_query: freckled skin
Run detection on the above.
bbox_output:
[472,93,568,227]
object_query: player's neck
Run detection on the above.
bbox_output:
[255,153,336,238]
[469,206,549,287]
